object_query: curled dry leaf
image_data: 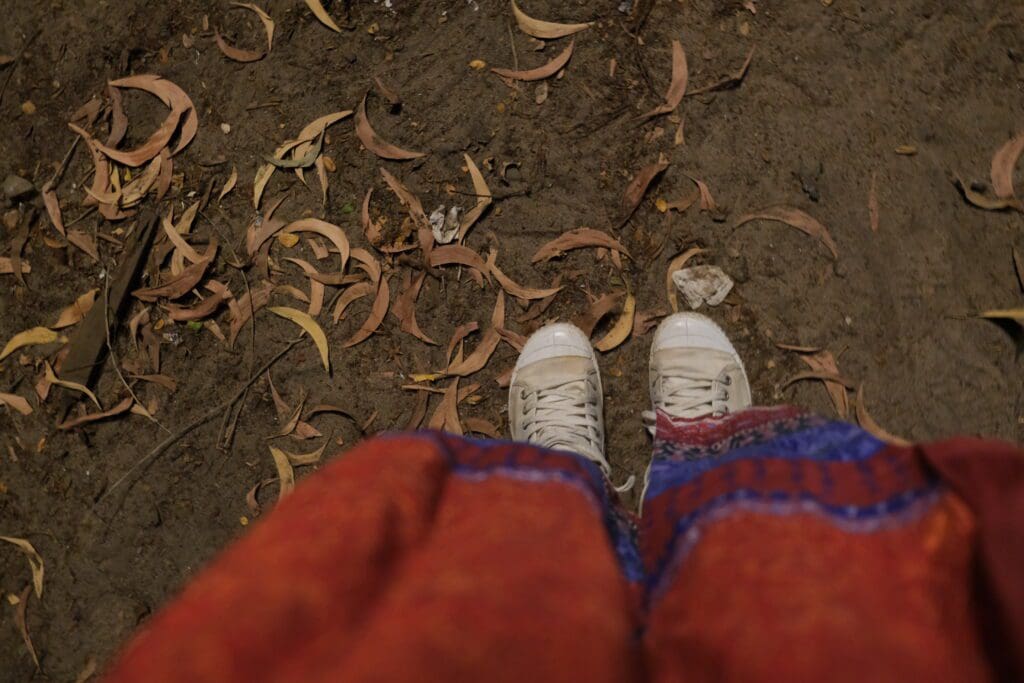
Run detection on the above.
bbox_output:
[487,249,563,301]
[67,230,100,261]
[332,281,374,323]
[429,245,490,278]
[282,218,350,273]
[393,270,438,345]
[688,47,755,97]
[448,293,505,377]
[219,166,238,201]
[227,279,272,348]
[622,156,669,218]
[532,227,630,263]
[511,0,591,39]
[269,307,330,371]
[284,257,325,318]
[15,585,38,669]
[0,392,33,415]
[215,30,264,62]
[381,168,430,229]
[991,132,1024,199]
[855,385,911,447]
[427,379,463,435]
[445,322,479,367]
[45,361,101,408]
[734,206,839,260]
[100,75,198,163]
[356,95,426,160]
[463,417,501,439]
[54,289,98,329]
[42,187,64,237]
[640,39,687,119]
[164,285,233,322]
[594,293,636,352]
[492,40,575,81]
[574,292,624,337]
[666,247,704,313]
[781,371,858,392]
[798,349,849,418]
[280,441,328,466]
[0,536,44,597]
[233,2,275,51]
[132,242,216,301]
[341,276,390,348]
[460,154,492,240]
[954,175,1023,212]
[269,446,295,500]
[1,327,64,362]
[57,397,133,430]
[685,174,718,213]
[304,0,341,32]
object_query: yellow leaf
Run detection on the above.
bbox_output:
[269,446,295,500]
[303,0,341,32]
[44,361,101,409]
[0,392,33,416]
[979,308,1024,323]
[53,289,98,329]
[410,372,446,383]
[469,59,487,70]
[268,307,330,372]
[655,198,668,213]
[0,536,44,598]
[277,232,300,248]
[0,327,64,361]
[594,294,636,352]
[895,145,917,156]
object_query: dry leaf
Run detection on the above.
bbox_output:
[855,385,911,447]
[894,145,918,156]
[284,257,325,317]
[164,285,232,322]
[282,218,350,274]
[14,585,38,669]
[868,171,880,233]
[979,308,1024,323]
[219,166,238,201]
[133,243,216,301]
[99,75,197,163]
[781,371,858,392]
[233,2,275,51]
[361,188,384,246]
[734,206,839,259]
[0,392,32,415]
[429,244,490,276]
[666,247,704,312]
[463,417,501,439]
[57,397,133,429]
[991,132,1024,199]
[67,230,100,261]
[426,379,463,435]
[269,307,330,371]
[487,249,563,301]
[341,276,390,348]
[304,0,341,32]
[215,30,264,62]
[332,281,374,323]
[280,441,328,466]
[492,40,574,81]
[54,289,98,329]
[0,257,31,275]
[45,361,101,408]
[622,157,669,218]
[448,293,505,376]
[594,293,636,352]
[380,168,429,229]
[532,227,630,263]
[392,270,438,345]
[269,446,295,500]
[954,175,1023,212]
[445,322,479,367]
[511,0,591,39]
[355,95,426,160]
[42,187,64,237]
[574,292,625,337]
[798,350,849,418]
[0,536,44,597]
[1,327,63,361]
[459,153,492,240]
[688,47,755,96]
[640,39,688,119]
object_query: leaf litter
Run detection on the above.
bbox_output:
[639,40,687,120]
[492,40,575,82]
[269,307,330,371]
[356,95,426,160]
[510,0,591,39]
[734,206,839,259]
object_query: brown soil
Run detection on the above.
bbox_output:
[2,0,1023,678]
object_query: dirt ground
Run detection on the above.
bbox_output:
[2,0,1023,678]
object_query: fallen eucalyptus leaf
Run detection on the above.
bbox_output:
[269,307,330,371]
[734,205,839,259]
[341,276,390,348]
[492,40,574,81]
[269,446,295,499]
[510,0,591,39]
[57,397,133,429]
[304,0,341,32]
[355,95,426,160]
[532,227,630,263]
[855,385,911,447]
[594,293,636,352]
[45,361,101,408]
[991,132,1024,199]
[53,289,98,329]
[0,392,32,415]
[1,327,64,361]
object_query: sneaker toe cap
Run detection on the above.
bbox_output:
[653,313,738,356]
[516,323,594,370]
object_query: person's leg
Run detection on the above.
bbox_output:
[103,326,641,683]
[640,313,994,683]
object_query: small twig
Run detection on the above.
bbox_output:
[103,277,170,434]
[63,206,97,230]
[96,337,303,509]
[507,22,521,92]
[43,136,80,192]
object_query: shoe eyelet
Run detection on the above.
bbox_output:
[723,376,732,385]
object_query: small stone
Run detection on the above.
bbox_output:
[672,265,734,309]
[2,174,35,200]
[220,122,231,134]
[20,100,35,115]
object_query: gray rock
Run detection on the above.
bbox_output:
[2,174,35,200]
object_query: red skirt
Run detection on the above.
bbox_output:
[103,407,1024,682]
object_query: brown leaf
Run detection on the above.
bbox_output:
[341,276,390,348]
[392,270,438,345]
[304,0,341,32]
[283,257,325,318]
[355,95,426,160]
[14,585,38,669]
[233,2,275,52]
[380,168,429,230]
[57,397,133,429]
[594,293,636,352]
[666,246,703,312]
[574,292,625,337]
[855,385,911,447]
[429,244,490,277]
[54,289,98,329]
[0,257,31,275]
[0,536,44,597]
[510,0,591,39]
[781,371,858,392]
[487,249,563,301]
[683,174,718,213]
[448,293,505,376]
[459,154,492,240]
[219,166,238,201]
[42,187,65,237]
[228,279,273,347]
[991,131,1024,199]
[532,227,630,263]
[622,157,670,218]
[954,175,1023,212]
[427,379,463,435]
[129,374,177,391]
[164,285,232,322]
[214,29,264,62]
[734,206,839,259]
[688,47,755,97]
[463,417,501,439]
[269,447,295,500]
[492,40,574,81]
[133,242,216,301]
[99,75,197,163]
[0,392,32,415]
[1014,248,1024,293]
[775,341,822,353]
[868,171,880,233]
[798,350,849,418]
[67,229,100,261]
[1,327,64,362]
[403,391,430,431]
[332,281,375,323]
[445,322,480,367]
[640,39,688,119]
[632,308,667,337]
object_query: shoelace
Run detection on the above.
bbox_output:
[520,377,609,472]
[641,373,730,435]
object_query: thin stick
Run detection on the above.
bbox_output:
[96,337,303,507]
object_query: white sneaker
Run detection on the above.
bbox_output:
[644,313,752,430]
[509,323,608,473]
